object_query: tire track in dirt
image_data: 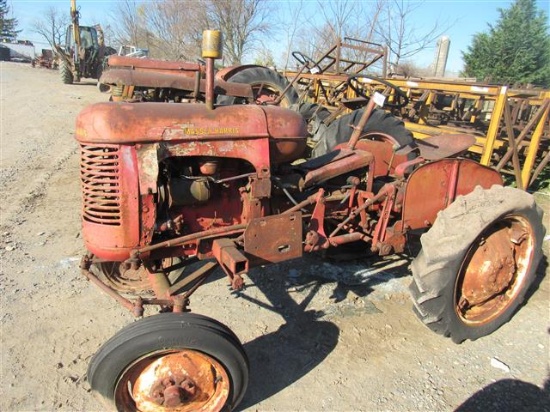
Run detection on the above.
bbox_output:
[0,62,104,229]
[0,143,78,228]
[2,62,549,412]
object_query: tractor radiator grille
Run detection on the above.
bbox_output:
[80,144,121,226]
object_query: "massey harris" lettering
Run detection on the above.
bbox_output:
[183,127,240,135]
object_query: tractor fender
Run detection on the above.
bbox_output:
[400,159,503,231]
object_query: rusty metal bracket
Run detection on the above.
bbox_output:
[244,212,303,262]
[371,184,397,254]
[212,238,249,278]
[304,191,327,252]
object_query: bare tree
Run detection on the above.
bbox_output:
[144,0,205,60]
[108,0,271,63]
[313,0,356,49]
[279,0,305,70]
[206,0,271,65]
[111,0,151,50]
[290,0,385,73]
[290,0,360,62]
[375,0,450,67]
[253,46,275,67]
[31,6,69,50]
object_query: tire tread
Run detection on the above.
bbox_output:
[409,185,545,343]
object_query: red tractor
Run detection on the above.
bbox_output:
[76,31,545,411]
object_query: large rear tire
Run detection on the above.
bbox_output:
[292,102,331,136]
[59,60,74,85]
[88,313,249,411]
[217,66,298,107]
[410,185,545,343]
[311,108,416,158]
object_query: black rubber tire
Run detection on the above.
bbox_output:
[311,108,416,158]
[292,102,331,136]
[97,82,110,93]
[59,60,74,85]
[410,185,545,343]
[217,66,298,107]
[295,102,331,121]
[88,312,249,411]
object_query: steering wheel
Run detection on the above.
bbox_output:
[291,51,322,73]
[347,74,409,109]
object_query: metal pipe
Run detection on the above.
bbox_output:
[201,30,222,110]
[205,57,215,110]
[131,224,247,258]
[283,190,323,214]
[347,98,377,150]
[326,232,369,247]
[329,184,392,238]
[81,267,136,313]
[147,270,171,300]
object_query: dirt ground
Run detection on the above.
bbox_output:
[1,61,549,412]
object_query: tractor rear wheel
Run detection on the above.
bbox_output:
[59,60,74,85]
[311,108,416,158]
[88,313,249,411]
[292,102,331,136]
[410,185,545,343]
[217,66,298,107]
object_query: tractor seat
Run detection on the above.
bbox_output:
[394,134,477,178]
[340,97,369,110]
[415,134,476,161]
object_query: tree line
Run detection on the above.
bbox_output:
[0,0,19,42]
[3,0,549,87]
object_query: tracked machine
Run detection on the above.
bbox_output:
[76,31,545,411]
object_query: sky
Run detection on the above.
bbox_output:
[7,0,550,75]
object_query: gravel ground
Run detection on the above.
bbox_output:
[1,62,549,411]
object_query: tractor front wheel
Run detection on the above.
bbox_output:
[88,313,249,411]
[59,60,74,85]
[410,185,545,343]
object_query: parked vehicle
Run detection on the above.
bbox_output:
[54,0,115,84]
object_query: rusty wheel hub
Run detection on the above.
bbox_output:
[98,257,182,294]
[455,215,534,324]
[116,350,230,411]
[252,85,290,107]
[98,262,151,293]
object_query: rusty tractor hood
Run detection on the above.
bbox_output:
[76,103,307,145]
[106,55,204,75]
[100,69,254,99]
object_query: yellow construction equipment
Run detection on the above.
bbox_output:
[284,47,549,191]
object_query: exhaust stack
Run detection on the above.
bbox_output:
[202,30,223,110]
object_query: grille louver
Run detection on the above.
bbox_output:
[80,145,121,226]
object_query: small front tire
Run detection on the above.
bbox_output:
[88,313,249,411]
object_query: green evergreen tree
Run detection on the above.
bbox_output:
[0,0,20,42]
[462,0,550,87]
